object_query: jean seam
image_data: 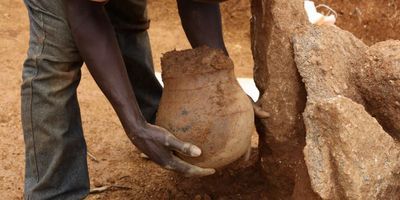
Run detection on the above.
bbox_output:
[29,9,47,186]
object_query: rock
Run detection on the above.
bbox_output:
[293,25,368,103]
[251,0,318,198]
[253,0,400,198]
[293,26,400,141]
[355,40,400,139]
[156,47,254,169]
[303,96,400,199]
[293,24,400,198]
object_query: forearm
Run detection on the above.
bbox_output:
[177,0,228,55]
[62,0,219,176]
[64,0,146,134]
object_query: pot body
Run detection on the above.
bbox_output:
[156,48,254,169]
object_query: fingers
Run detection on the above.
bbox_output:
[146,124,201,157]
[242,146,251,162]
[136,125,214,177]
[253,104,270,119]
[139,153,150,159]
[141,124,213,176]
[164,156,216,177]
[163,134,202,157]
[246,95,270,119]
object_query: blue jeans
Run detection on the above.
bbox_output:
[21,0,162,199]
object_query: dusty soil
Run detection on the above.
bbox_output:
[0,0,399,199]
[0,0,258,199]
[315,0,400,45]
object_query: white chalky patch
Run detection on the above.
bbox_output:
[304,0,337,26]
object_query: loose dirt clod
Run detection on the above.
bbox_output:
[156,46,255,169]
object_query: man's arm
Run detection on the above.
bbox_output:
[63,0,215,177]
[177,0,228,55]
[177,0,269,119]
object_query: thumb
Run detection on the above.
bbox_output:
[164,134,202,157]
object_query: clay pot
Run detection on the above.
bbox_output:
[156,47,254,169]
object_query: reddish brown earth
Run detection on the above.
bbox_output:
[0,0,257,199]
[315,0,400,45]
[0,0,399,199]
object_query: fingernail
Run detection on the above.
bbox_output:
[190,146,202,157]
[209,169,216,175]
[140,153,149,159]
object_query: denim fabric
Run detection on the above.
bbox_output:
[106,0,163,123]
[21,0,161,199]
[106,0,150,31]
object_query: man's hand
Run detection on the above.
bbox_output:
[131,124,216,177]
[65,0,213,177]
[248,96,270,119]
[253,103,270,119]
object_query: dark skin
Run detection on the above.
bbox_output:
[64,0,215,177]
[177,0,269,119]
[178,0,269,119]
[64,0,269,177]
[177,0,228,55]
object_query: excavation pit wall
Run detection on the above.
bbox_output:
[251,0,400,199]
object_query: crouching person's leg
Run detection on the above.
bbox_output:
[21,1,89,199]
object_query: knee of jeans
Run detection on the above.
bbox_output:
[26,4,82,63]
[22,58,83,102]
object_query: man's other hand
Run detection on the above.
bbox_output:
[130,123,216,177]
[247,95,270,119]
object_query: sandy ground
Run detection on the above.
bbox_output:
[1,0,399,199]
[0,0,260,199]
